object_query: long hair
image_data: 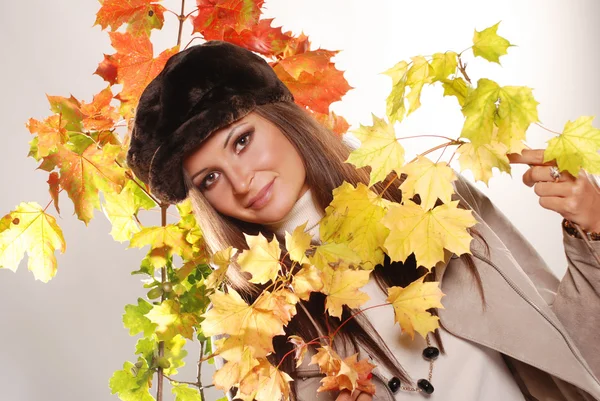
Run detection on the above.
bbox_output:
[183,101,489,398]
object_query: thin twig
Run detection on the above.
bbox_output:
[177,0,186,47]
[197,341,206,401]
[156,204,169,401]
[457,55,472,85]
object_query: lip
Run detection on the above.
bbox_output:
[246,179,275,210]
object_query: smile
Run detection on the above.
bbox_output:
[247,179,275,210]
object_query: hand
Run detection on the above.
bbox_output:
[508,149,600,233]
[335,390,373,401]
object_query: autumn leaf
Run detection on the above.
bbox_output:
[109,361,155,401]
[129,224,195,266]
[320,263,371,318]
[346,114,405,187]
[429,52,458,82]
[287,335,309,368]
[192,0,264,38]
[318,353,376,394]
[236,359,293,401]
[109,32,179,116]
[320,182,390,268]
[310,242,361,271]
[44,140,126,224]
[387,276,445,339]
[95,0,166,37]
[0,202,66,282]
[310,346,341,375]
[405,56,433,116]
[382,200,476,269]
[200,287,297,356]
[223,18,307,57]
[442,77,470,107]
[399,156,457,210]
[311,109,350,136]
[237,232,281,284]
[79,87,119,132]
[291,264,323,300]
[544,116,600,176]
[472,21,513,64]
[94,54,118,85]
[172,383,202,401]
[383,60,409,123]
[26,115,68,159]
[273,50,352,114]
[102,180,155,242]
[206,246,237,290]
[47,172,60,214]
[285,221,311,265]
[46,94,84,131]
[460,78,500,146]
[145,299,198,341]
[496,85,539,153]
[213,341,259,392]
[457,140,511,184]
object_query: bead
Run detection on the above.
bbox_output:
[417,379,434,394]
[387,376,401,393]
[422,346,439,360]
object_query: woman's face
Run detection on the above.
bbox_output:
[183,111,309,224]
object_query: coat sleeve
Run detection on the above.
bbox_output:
[453,173,600,379]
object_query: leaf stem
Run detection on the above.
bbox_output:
[535,122,562,136]
[176,0,186,48]
[398,134,458,142]
[184,37,204,51]
[408,140,463,165]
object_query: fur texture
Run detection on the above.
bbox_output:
[127,40,294,204]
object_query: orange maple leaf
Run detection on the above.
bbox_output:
[26,115,68,159]
[109,32,179,116]
[44,142,126,224]
[192,0,264,39]
[273,51,352,114]
[95,0,166,36]
[319,354,376,394]
[222,18,309,58]
[79,87,119,131]
[311,110,350,136]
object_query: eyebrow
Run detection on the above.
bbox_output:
[189,122,250,182]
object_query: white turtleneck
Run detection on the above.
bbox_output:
[268,188,526,401]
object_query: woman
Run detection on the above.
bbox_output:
[127,40,600,401]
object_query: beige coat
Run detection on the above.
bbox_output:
[294,175,600,401]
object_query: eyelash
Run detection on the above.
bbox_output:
[199,130,253,190]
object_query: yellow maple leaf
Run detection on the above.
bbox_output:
[102,180,155,242]
[457,140,511,185]
[429,51,458,82]
[200,287,297,356]
[386,276,445,340]
[0,202,66,282]
[284,221,311,265]
[472,21,513,64]
[442,77,470,107]
[129,224,194,267]
[382,200,477,269]
[460,78,500,147]
[310,242,361,271]
[383,60,409,123]
[346,114,405,187]
[291,264,324,300]
[544,116,600,176]
[399,156,457,210]
[206,246,237,290]
[212,341,259,392]
[320,182,390,269]
[310,346,342,375]
[237,233,282,284]
[287,335,309,368]
[145,299,198,341]
[318,353,377,394]
[405,56,433,116]
[496,85,539,153]
[236,359,293,401]
[320,263,371,318]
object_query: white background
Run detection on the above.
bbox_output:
[0,0,598,400]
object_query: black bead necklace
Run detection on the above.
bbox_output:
[386,333,439,396]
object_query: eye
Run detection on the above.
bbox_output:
[200,171,221,190]
[234,131,253,154]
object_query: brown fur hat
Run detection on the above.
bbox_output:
[126,40,294,204]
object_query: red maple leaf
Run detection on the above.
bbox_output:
[94,54,118,86]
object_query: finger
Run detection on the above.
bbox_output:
[534,181,573,198]
[356,392,373,401]
[523,166,573,187]
[335,390,352,401]
[507,149,554,166]
[538,196,573,217]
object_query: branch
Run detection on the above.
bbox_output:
[197,340,206,401]
[457,55,472,85]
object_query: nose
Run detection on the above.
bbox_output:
[227,164,253,195]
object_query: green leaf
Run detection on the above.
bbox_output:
[460,78,500,146]
[442,77,469,107]
[544,116,600,176]
[47,94,83,132]
[472,21,513,64]
[496,86,539,153]
[164,334,188,376]
[123,298,157,337]
[429,52,458,82]
[109,361,155,401]
[172,383,202,401]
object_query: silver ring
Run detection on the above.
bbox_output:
[549,166,561,180]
